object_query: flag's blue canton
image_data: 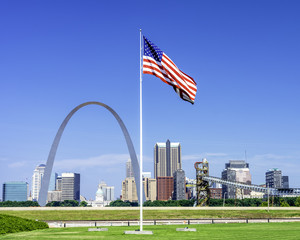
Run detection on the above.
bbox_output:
[143,36,163,62]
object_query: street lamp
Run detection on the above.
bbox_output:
[223,192,227,207]
[267,184,269,212]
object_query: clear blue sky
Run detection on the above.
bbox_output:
[0,0,299,200]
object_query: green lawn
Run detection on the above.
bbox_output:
[1,222,300,240]
[1,209,300,221]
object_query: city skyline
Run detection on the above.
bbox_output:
[1,1,300,200]
[9,150,296,202]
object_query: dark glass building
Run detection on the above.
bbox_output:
[173,169,186,200]
[266,168,282,188]
[2,181,28,201]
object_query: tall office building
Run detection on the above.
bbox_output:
[2,182,28,201]
[154,139,181,178]
[122,177,137,202]
[61,173,80,202]
[144,178,157,201]
[48,172,58,191]
[126,159,134,178]
[106,186,115,201]
[122,177,156,202]
[222,160,251,199]
[282,176,289,188]
[56,176,62,191]
[32,164,46,201]
[157,176,173,201]
[173,169,186,200]
[98,181,107,200]
[266,168,282,188]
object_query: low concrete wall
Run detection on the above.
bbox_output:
[45,218,300,228]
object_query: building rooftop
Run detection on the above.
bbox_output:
[267,168,281,172]
[4,181,28,185]
[155,142,180,147]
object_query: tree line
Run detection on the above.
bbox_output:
[0,200,88,207]
[109,197,300,207]
[1,197,300,207]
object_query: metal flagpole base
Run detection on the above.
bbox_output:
[124,230,153,235]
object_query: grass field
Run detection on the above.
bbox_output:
[1,222,300,240]
[1,209,300,221]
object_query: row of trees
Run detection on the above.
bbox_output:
[1,197,300,207]
[0,200,88,207]
[108,199,195,207]
[143,199,194,207]
[108,197,300,207]
[215,196,300,207]
[45,200,88,207]
[0,201,39,207]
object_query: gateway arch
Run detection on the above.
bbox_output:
[38,101,145,207]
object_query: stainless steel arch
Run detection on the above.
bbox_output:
[38,101,145,207]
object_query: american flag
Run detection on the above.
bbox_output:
[143,36,197,104]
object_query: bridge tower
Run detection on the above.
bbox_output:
[194,158,210,206]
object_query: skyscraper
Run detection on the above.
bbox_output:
[32,164,46,201]
[106,186,115,201]
[126,159,134,178]
[122,177,137,202]
[122,177,156,202]
[144,177,157,202]
[173,169,186,200]
[2,182,28,201]
[266,168,282,188]
[48,172,58,191]
[222,160,251,199]
[154,139,181,178]
[61,173,80,202]
[98,181,107,200]
[56,176,62,191]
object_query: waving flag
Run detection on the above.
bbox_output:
[143,36,197,104]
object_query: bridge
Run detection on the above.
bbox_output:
[194,159,300,206]
[204,175,300,196]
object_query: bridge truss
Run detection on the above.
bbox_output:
[204,175,300,197]
[194,159,300,206]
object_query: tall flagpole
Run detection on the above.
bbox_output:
[139,28,143,231]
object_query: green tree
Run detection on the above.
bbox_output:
[46,201,62,207]
[285,197,297,206]
[109,200,131,207]
[61,200,79,207]
[79,201,88,207]
[295,197,300,207]
[280,199,290,207]
[0,201,39,207]
[261,201,268,207]
[178,199,194,207]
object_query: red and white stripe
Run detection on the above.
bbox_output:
[143,54,197,103]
